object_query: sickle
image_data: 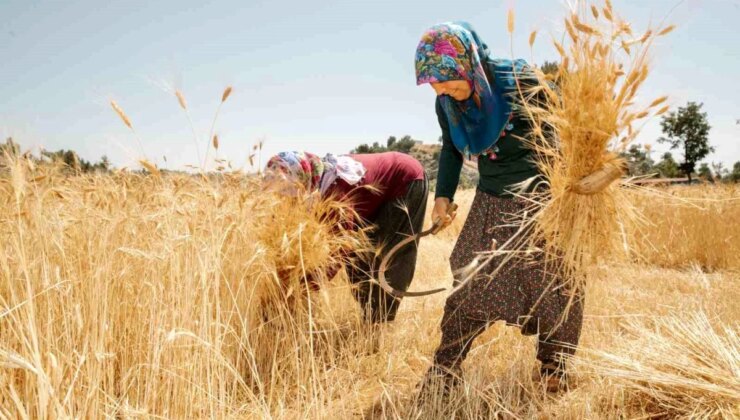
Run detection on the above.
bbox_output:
[376,203,458,297]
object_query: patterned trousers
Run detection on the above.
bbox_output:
[433,189,584,369]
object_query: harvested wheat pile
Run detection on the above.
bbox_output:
[576,311,740,419]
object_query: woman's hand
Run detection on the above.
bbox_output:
[432,197,457,233]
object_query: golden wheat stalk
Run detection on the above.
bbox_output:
[139,159,161,178]
[222,86,233,103]
[110,100,132,129]
[172,89,204,171]
[175,90,188,111]
[203,86,233,169]
[110,99,147,159]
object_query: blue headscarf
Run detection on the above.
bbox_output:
[415,22,528,158]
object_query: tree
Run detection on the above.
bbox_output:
[540,61,559,77]
[351,135,418,154]
[731,162,740,183]
[654,152,681,178]
[711,162,727,181]
[386,136,397,149]
[353,144,372,154]
[621,144,655,176]
[40,149,110,173]
[389,135,416,153]
[658,102,713,184]
[98,155,111,171]
[697,163,713,182]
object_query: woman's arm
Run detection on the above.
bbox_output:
[433,99,462,228]
[435,99,464,200]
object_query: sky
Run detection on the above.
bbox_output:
[1,0,739,172]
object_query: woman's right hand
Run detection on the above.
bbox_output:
[432,197,456,233]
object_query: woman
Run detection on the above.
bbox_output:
[265,151,428,323]
[414,22,583,392]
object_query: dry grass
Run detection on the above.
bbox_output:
[1,158,738,419]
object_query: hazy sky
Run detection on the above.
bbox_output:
[1,0,739,171]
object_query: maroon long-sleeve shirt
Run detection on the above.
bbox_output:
[307,152,425,289]
[324,152,425,222]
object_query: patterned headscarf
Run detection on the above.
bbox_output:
[415,22,517,158]
[265,151,324,191]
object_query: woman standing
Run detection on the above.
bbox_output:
[414,22,583,392]
[265,151,428,323]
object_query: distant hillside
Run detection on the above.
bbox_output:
[410,143,479,190]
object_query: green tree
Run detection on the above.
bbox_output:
[654,152,681,178]
[540,61,559,77]
[95,155,111,172]
[658,102,713,184]
[730,162,740,183]
[386,136,397,149]
[41,149,111,173]
[697,163,713,182]
[388,135,416,153]
[351,135,418,154]
[711,162,727,182]
[353,144,372,154]
[621,144,655,176]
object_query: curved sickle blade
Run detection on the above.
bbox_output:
[375,202,457,298]
[376,234,447,297]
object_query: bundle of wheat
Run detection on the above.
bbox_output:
[517,0,675,282]
[249,184,371,312]
[576,311,740,419]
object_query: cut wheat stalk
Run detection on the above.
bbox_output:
[575,312,740,419]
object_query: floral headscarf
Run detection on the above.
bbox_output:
[415,22,516,158]
[265,151,324,191]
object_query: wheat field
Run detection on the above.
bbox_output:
[1,159,738,419]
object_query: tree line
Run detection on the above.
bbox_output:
[350,135,418,154]
[623,101,738,183]
[3,95,737,183]
[349,99,738,184]
[1,137,111,173]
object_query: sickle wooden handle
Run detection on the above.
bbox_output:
[431,202,458,235]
